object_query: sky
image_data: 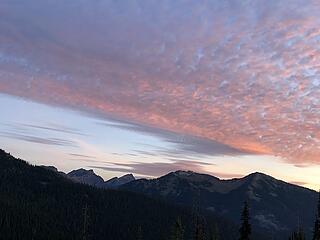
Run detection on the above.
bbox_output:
[0,0,320,190]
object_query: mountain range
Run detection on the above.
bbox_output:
[1,149,319,239]
[66,168,135,189]
[66,168,318,239]
[0,149,238,240]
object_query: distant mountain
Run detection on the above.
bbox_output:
[67,169,135,189]
[0,149,240,240]
[102,174,136,189]
[64,167,319,238]
[67,168,104,187]
[41,165,67,176]
[121,170,318,239]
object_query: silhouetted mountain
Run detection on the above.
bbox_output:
[0,150,239,240]
[41,165,66,176]
[121,170,318,239]
[102,174,136,189]
[67,169,135,189]
[67,168,104,187]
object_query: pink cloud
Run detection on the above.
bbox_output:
[1,0,320,165]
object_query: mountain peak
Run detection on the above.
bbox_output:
[68,168,94,176]
[41,166,58,172]
[173,170,197,176]
[170,170,219,179]
[102,173,136,189]
[66,168,136,189]
[67,168,104,186]
[249,172,270,177]
[120,174,135,183]
[245,172,278,183]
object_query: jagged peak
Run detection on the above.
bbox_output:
[41,166,58,172]
[120,173,135,179]
[249,172,270,177]
[68,168,97,177]
[160,170,221,183]
[245,172,278,182]
[174,170,197,176]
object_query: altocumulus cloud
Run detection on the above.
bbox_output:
[1,0,320,164]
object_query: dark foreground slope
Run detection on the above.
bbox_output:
[0,150,237,240]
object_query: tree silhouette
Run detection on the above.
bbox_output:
[313,190,320,240]
[239,201,251,240]
[137,225,143,240]
[193,214,205,240]
[209,223,220,240]
[171,217,184,240]
[289,226,306,240]
[82,203,90,240]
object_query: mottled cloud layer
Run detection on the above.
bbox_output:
[1,0,320,164]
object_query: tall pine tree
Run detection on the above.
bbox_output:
[193,214,205,240]
[171,217,184,240]
[239,201,251,240]
[136,226,143,240]
[289,227,306,240]
[313,190,320,240]
[209,223,220,240]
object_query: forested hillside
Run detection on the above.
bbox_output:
[0,149,237,240]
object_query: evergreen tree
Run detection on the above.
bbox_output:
[191,193,205,240]
[313,190,320,240]
[171,217,184,240]
[193,214,205,240]
[82,203,90,240]
[289,227,306,240]
[239,201,251,240]
[209,223,220,240]
[137,225,143,240]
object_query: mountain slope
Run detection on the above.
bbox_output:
[122,170,318,239]
[0,150,238,240]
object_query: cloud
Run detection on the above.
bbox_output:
[1,122,86,137]
[99,120,248,157]
[89,159,214,177]
[0,122,80,148]
[89,159,245,179]
[21,123,88,136]
[69,153,96,159]
[0,131,77,147]
[289,181,308,187]
[1,0,320,165]
[294,163,313,168]
[68,158,104,164]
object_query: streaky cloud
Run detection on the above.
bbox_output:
[90,160,243,179]
[0,131,77,147]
